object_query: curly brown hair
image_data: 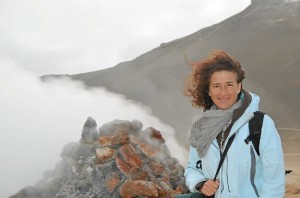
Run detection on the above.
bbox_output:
[184,50,245,110]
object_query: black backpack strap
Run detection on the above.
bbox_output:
[204,134,236,198]
[213,133,236,180]
[244,111,265,156]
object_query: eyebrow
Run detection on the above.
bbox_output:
[211,81,235,85]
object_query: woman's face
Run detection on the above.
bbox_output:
[209,70,241,110]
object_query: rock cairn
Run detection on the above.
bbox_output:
[10,117,188,198]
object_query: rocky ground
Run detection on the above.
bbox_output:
[285,172,300,198]
[284,157,300,197]
[280,129,300,198]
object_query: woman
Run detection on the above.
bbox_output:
[181,50,285,197]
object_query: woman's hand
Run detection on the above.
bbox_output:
[199,179,219,196]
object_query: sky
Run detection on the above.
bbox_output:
[0,0,251,197]
[0,0,250,76]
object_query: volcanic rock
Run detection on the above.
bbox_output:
[81,116,98,143]
[10,117,188,198]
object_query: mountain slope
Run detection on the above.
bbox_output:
[51,0,300,130]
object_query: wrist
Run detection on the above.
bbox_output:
[195,181,206,192]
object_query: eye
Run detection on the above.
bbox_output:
[226,82,236,87]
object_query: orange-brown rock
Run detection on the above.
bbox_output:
[129,134,141,145]
[149,161,165,175]
[139,142,158,159]
[128,167,148,180]
[168,169,180,183]
[156,178,181,198]
[157,181,176,198]
[156,177,172,189]
[95,147,117,164]
[119,144,143,168]
[157,190,168,198]
[165,158,184,175]
[99,131,129,146]
[119,180,159,198]
[115,156,132,175]
[146,127,165,143]
[105,172,121,192]
[175,185,185,194]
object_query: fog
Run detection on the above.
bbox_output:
[0,58,188,197]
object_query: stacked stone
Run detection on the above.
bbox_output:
[96,119,187,198]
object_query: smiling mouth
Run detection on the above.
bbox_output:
[218,97,230,102]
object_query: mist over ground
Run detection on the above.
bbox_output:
[0,58,187,198]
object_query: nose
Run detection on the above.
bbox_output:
[219,86,228,95]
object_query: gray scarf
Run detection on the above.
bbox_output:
[189,99,242,157]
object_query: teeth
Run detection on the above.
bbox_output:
[219,98,229,101]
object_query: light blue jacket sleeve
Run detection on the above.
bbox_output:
[184,146,207,192]
[259,115,285,197]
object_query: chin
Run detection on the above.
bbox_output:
[216,103,233,110]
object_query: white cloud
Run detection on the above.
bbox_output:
[0,58,187,197]
[0,0,251,75]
